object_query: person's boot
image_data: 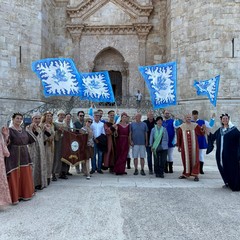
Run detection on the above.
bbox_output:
[59,172,68,179]
[169,162,173,173]
[127,158,131,169]
[200,161,204,174]
[47,178,51,185]
[52,174,57,181]
[164,162,169,173]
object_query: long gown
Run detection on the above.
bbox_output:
[114,124,130,174]
[41,124,55,180]
[207,126,240,191]
[0,134,11,206]
[103,122,116,169]
[5,128,35,204]
[177,123,204,177]
[26,126,48,189]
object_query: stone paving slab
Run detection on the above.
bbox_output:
[1,151,240,240]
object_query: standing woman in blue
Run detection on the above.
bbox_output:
[207,114,240,191]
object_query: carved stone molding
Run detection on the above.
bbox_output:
[84,25,135,35]
[66,0,153,40]
[66,23,153,39]
[67,0,153,19]
[66,24,84,41]
[134,23,153,41]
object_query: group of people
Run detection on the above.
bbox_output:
[1,107,240,207]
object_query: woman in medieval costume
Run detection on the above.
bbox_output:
[81,117,94,180]
[114,112,131,175]
[27,112,51,190]
[40,111,55,185]
[0,126,12,207]
[5,113,35,204]
[103,110,117,172]
[207,114,240,191]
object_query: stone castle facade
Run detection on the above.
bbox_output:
[0,0,240,127]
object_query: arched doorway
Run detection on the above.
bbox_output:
[93,47,127,105]
[108,70,122,104]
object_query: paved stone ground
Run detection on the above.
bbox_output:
[1,150,240,240]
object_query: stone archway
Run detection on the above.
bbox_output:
[66,0,153,99]
[93,47,128,103]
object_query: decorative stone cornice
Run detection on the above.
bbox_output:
[66,24,84,41]
[66,0,153,40]
[134,23,153,40]
[67,0,153,19]
[84,25,135,35]
[66,23,153,38]
[116,0,153,16]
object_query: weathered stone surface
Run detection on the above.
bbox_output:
[0,0,240,127]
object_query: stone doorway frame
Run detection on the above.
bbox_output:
[66,0,153,98]
[92,47,128,99]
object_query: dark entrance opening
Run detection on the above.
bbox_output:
[108,70,122,105]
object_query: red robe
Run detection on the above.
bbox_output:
[177,123,204,177]
[103,122,116,168]
[114,124,130,174]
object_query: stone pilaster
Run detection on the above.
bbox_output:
[66,25,84,69]
[134,24,152,97]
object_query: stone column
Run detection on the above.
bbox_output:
[66,25,84,70]
[123,61,129,98]
[134,24,152,98]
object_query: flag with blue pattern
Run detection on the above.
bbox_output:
[193,75,220,107]
[79,71,115,102]
[139,62,177,109]
[32,58,81,96]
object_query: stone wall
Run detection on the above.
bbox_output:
[146,0,166,65]
[1,0,240,128]
[166,0,240,127]
[0,0,42,124]
[79,34,140,96]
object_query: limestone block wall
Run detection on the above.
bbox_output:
[53,1,73,58]
[0,0,57,124]
[41,0,56,59]
[0,0,42,124]
[79,34,140,96]
[166,0,240,127]
[146,0,167,65]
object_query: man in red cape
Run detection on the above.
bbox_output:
[177,114,205,181]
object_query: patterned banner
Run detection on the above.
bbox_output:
[79,71,115,102]
[61,131,88,166]
[139,62,177,109]
[193,75,220,107]
[32,58,81,96]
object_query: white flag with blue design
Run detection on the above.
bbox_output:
[139,62,177,109]
[79,71,115,102]
[193,75,220,107]
[32,58,81,96]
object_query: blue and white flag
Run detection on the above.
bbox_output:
[32,58,81,96]
[193,75,220,107]
[139,62,177,109]
[79,71,115,102]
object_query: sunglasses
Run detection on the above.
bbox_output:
[87,121,93,124]
[79,115,84,117]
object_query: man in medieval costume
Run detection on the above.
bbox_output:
[177,113,205,181]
